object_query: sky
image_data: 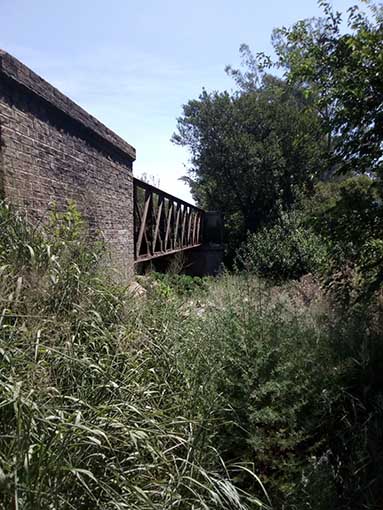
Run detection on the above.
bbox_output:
[1,0,355,203]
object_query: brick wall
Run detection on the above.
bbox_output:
[0,50,136,279]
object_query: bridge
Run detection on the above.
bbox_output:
[0,50,223,277]
[134,178,204,263]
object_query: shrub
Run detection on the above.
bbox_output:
[304,176,383,304]
[239,211,328,280]
[150,272,210,297]
[171,274,339,507]
[172,274,383,509]
[305,176,381,255]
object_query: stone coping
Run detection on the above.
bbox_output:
[0,50,136,162]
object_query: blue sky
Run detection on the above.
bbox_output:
[2,0,355,202]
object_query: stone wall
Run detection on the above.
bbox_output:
[0,50,136,279]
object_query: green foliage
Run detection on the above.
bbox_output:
[322,301,383,510]
[1,202,383,509]
[48,199,86,244]
[302,176,383,303]
[239,211,328,280]
[169,4,383,508]
[151,272,210,298]
[0,202,265,510]
[172,76,326,260]
[171,274,383,509]
[184,274,383,509]
[305,176,381,253]
[357,238,383,298]
[273,1,383,177]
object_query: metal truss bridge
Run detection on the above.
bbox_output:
[133,178,205,263]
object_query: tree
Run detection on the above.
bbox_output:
[272,0,383,177]
[172,75,326,258]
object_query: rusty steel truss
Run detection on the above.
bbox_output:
[133,178,204,262]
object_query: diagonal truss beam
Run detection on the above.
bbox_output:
[133,178,205,262]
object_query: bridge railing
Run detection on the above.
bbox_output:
[133,178,205,262]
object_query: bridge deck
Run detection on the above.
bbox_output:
[133,178,204,262]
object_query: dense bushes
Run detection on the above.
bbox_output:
[161,271,383,509]
[172,275,338,506]
[150,271,210,297]
[304,176,383,303]
[239,176,383,301]
[238,211,328,280]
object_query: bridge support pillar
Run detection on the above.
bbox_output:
[186,211,224,276]
[0,50,136,281]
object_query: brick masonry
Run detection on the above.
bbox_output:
[0,50,136,279]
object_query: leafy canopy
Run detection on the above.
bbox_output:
[172,75,326,256]
[272,0,383,176]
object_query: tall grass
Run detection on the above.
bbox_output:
[0,203,267,509]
